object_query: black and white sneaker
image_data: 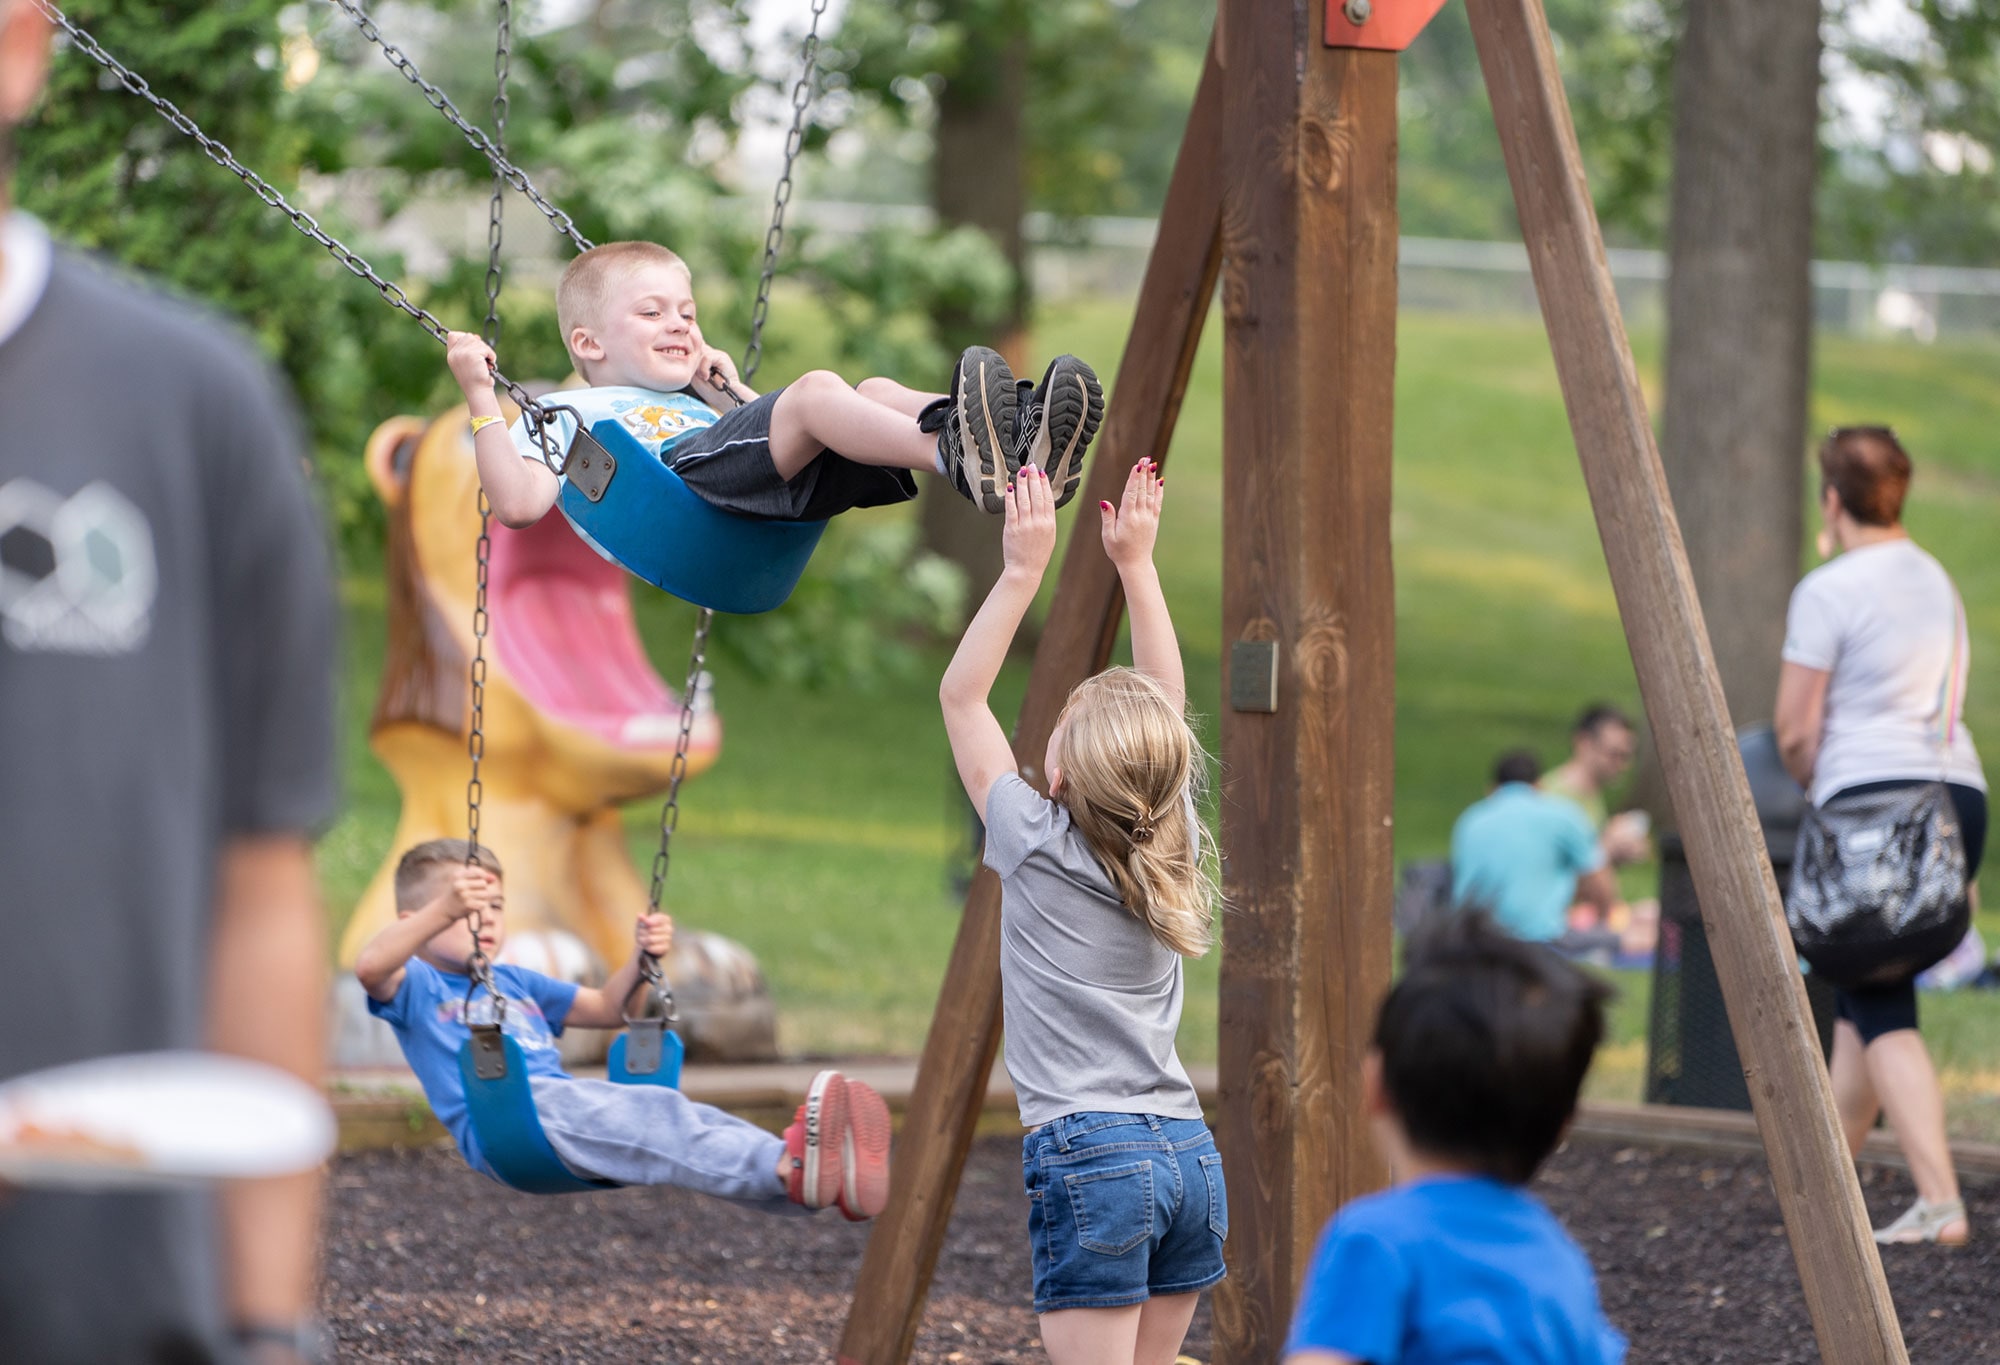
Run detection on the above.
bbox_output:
[921,346,1018,513]
[1014,355,1103,510]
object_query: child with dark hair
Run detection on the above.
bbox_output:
[1284,913,1627,1365]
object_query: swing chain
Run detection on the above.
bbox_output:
[741,0,830,384]
[31,0,572,473]
[482,0,512,348]
[636,608,713,1022]
[323,0,592,254]
[460,0,514,1010]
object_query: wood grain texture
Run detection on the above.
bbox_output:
[1212,2,1399,1359]
[834,40,1229,1365]
[1462,0,1908,1360]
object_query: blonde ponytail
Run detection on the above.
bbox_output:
[1051,668,1219,956]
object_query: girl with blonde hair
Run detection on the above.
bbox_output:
[941,459,1223,1365]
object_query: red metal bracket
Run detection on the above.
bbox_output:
[1325,0,1450,51]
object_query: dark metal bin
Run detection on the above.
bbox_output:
[1643,725,1837,1111]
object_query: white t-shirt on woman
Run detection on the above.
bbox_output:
[1783,539,1984,806]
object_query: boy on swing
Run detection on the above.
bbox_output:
[356,839,890,1217]
[444,240,1104,537]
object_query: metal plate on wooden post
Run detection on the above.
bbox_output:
[1325,0,1450,50]
[1229,640,1279,713]
[469,1024,508,1081]
[564,426,617,503]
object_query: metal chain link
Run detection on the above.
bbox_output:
[481,0,511,347]
[32,0,572,474]
[741,0,830,383]
[322,0,592,254]
[460,0,513,1003]
[634,609,713,1019]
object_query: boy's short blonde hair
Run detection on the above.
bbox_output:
[555,241,689,370]
[394,839,502,912]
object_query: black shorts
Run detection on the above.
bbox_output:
[1832,780,1987,1043]
[666,387,917,522]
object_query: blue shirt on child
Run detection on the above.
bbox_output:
[508,386,722,564]
[367,958,578,1179]
[1286,1176,1626,1365]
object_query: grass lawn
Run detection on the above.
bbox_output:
[318,302,2000,1137]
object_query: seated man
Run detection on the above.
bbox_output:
[1451,751,1617,951]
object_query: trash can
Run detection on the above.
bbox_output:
[1643,724,1837,1111]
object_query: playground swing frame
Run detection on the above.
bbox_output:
[833,3,1915,1365]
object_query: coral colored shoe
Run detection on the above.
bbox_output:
[782,1069,849,1212]
[838,1079,893,1222]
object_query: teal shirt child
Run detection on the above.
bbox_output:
[1450,783,1606,941]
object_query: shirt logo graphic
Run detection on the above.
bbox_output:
[0,479,157,655]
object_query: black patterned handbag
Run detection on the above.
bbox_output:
[1787,782,1967,988]
[1786,594,1971,989]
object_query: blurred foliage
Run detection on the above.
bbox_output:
[715,517,965,691]
[1820,0,2000,265]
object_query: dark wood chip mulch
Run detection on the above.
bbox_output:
[322,1134,1998,1362]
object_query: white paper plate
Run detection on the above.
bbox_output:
[0,1052,337,1190]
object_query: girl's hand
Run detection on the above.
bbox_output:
[446,869,499,922]
[1002,465,1058,580]
[635,913,675,959]
[445,331,499,398]
[1100,459,1164,571]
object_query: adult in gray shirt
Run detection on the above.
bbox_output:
[1,5,337,1362]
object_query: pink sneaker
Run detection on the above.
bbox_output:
[782,1070,848,1212]
[838,1079,892,1221]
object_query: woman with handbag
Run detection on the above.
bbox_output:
[1775,426,1986,1246]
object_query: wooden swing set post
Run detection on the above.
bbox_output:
[842,0,1908,1361]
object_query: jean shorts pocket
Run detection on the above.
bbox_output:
[1063,1160,1154,1256]
[1199,1152,1228,1239]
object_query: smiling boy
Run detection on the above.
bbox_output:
[445,241,1104,537]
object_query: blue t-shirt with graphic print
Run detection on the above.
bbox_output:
[508,386,721,563]
[367,958,579,1178]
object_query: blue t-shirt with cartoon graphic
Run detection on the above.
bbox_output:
[508,386,721,563]
[367,958,579,1179]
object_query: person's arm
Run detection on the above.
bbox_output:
[445,331,561,527]
[351,869,496,1003]
[1774,661,1831,790]
[1099,459,1183,711]
[566,914,676,1028]
[204,836,326,1353]
[941,467,1058,819]
[1575,865,1619,916]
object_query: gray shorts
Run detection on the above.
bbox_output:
[669,387,918,521]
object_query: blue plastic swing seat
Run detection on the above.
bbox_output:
[557,418,827,615]
[455,1025,686,1196]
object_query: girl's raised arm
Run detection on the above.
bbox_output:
[1100,459,1183,711]
[939,469,1058,820]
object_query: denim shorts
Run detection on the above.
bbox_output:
[1022,1111,1228,1313]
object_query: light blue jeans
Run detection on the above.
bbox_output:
[529,1075,795,1211]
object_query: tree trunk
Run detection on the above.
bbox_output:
[1647,0,1819,813]
[921,11,1030,622]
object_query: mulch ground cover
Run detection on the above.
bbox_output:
[323,1134,1999,1362]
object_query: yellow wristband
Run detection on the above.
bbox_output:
[469,414,505,435]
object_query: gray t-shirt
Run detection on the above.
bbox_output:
[0,227,338,1365]
[985,773,1204,1128]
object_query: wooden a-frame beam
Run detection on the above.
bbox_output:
[1464,0,1908,1359]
